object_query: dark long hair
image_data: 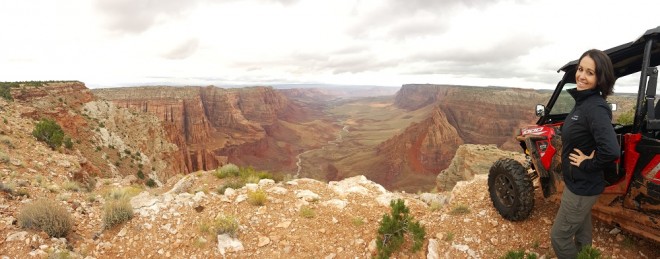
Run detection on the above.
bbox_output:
[579,49,616,99]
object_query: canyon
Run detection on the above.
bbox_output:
[93,83,552,192]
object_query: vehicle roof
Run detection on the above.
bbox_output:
[558,26,660,83]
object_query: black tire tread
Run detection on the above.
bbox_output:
[488,158,535,221]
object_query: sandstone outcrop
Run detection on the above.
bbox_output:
[435,144,526,191]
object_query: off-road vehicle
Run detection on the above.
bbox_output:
[488,26,660,243]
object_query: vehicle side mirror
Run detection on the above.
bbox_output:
[535,104,545,117]
[609,103,618,111]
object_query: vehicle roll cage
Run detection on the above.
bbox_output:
[538,26,660,136]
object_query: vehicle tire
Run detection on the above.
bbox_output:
[488,158,534,221]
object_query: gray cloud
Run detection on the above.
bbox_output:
[348,0,504,39]
[163,38,200,59]
[413,33,549,64]
[94,0,202,34]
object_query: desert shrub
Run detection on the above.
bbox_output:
[449,204,470,215]
[0,151,9,164]
[0,135,14,148]
[0,182,14,194]
[217,179,246,195]
[106,186,142,200]
[503,250,538,259]
[376,199,426,259]
[63,137,73,149]
[136,170,145,179]
[62,181,81,192]
[577,245,601,259]
[247,189,267,206]
[617,108,635,125]
[299,206,315,218]
[0,84,13,101]
[102,199,133,229]
[17,199,72,237]
[213,214,239,237]
[352,217,365,226]
[444,232,454,242]
[32,119,65,149]
[145,178,157,188]
[214,164,240,179]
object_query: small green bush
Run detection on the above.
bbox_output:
[352,217,365,226]
[17,199,72,237]
[136,170,145,179]
[62,181,81,192]
[247,189,267,206]
[577,245,601,259]
[0,152,9,164]
[32,119,65,149]
[213,214,239,237]
[217,179,246,194]
[102,199,133,229]
[145,178,157,188]
[0,84,13,101]
[449,204,470,215]
[503,250,538,259]
[63,137,73,149]
[376,199,426,259]
[299,206,315,218]
[214,164,240,179]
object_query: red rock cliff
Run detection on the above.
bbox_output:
[94,86,338,175]
[378,84,547,186]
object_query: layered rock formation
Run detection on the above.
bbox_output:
[6,82,179,182]
[93,86,339,175]
[435,144,526,191]
[376,84,547,188]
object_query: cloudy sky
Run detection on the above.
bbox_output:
[1,0,658,90]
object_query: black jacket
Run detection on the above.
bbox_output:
[561,88,620,196]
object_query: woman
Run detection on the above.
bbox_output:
[550,49,620,258]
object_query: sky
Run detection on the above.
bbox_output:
[1,0,659,91]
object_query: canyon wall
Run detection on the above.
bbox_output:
[93,86,339,175]
[377,84,548,186]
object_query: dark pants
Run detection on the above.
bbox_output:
[550,187,600,259]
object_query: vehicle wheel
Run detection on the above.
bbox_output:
[488,158,534,221]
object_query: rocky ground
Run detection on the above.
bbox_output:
[1,169,658,258]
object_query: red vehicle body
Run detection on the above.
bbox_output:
[488,27,660,243]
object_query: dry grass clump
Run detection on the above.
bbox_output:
[299,206,315,218]
[213,163,240,179]
[247,189,267,206]
[102,187,137,229]
[449,203,470,215]
[17,199,72,237]
[213,214,239,237]
[102,199,133,229]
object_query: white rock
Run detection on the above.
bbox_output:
[6,231,28,242]
[257,236,270,247]
[295,190,320,202]
[276,221,292,228]
[452,244,469,252]
[267,186,288,195]
[245,183,259,191]
[117,227,127,237]
[223,188,236,197]
[609,227,621,235]
[258,179,275,186]
[322,199,348,210]
[217,234,244,256]
[325,253,336,259]
[427,239,439,259]
[235,194,247,204]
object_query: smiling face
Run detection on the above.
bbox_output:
[576,55,597,91]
